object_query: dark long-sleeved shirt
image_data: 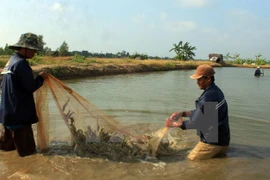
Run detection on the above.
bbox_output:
[181,83,230,146]
[0,53,44,126]
[254,69,262,76]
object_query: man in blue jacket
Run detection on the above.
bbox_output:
[254,66,263,76]
[0,32,47,157]
[165,64,230,160]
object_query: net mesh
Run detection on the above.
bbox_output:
[34,74,183,161]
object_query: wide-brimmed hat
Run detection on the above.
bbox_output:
[9,32,40,50]
[190,64,215,79]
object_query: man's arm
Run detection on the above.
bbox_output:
[169,110,192,120]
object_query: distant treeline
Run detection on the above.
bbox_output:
[0,39,171,60]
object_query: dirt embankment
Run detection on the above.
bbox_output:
[31,63,199,80]
[5,61,267,81]
[5,61,269,81]
[32,64,269,81]
[1,62,214,82]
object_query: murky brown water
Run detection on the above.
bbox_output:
[1,67,270,179]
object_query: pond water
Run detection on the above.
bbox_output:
[0,67,270,180]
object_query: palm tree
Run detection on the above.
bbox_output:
[169,41,183,58]
[224,53,231,61]
[169,41,196,60]
[255,53,262,61]
[182,42,196,60]
[233,53,240,61]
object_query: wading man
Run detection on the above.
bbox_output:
[254,66,263,76]
[0,32,47,157]
[165,64,230,160]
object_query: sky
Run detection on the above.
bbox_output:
[0,0,270,60]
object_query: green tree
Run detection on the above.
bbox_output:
[255,53,266,65]
[58,41,69,56]
[169,41,183,59]
[232,53,240,61]
[37,35,46,55]
[169,41,196,60]
[81,50,90,57]
[224,53,231,61]
[129,52,148,60]
[3,44,13,55]
[255,53,262,61]
[140,53,148,60]
[182,42,196,60]
[43,47,53,56]
[0,47,4,55]
[120,50,128,57]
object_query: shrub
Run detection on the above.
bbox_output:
[233,58,244,64]
[243,58,254,65]
[72,53,85,63]
[256,59,267,65]
[29,54,43,65]
[0,60,8,67]
[86,59,98,64]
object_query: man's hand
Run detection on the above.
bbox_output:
[39,72,49,79]
[165,118,183,127]
[169,112,182,120]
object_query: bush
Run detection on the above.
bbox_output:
[255,59,267,65]
[233,58,244,64]
[29,54,43,65]
[72,53,85,63]
[0,60,8,67]
[243,58,254,65]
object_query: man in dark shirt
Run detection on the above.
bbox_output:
[165,64,230,160]
[0,33,48,157]
[254,67,263,76]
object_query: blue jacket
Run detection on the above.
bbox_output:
[0,53,44,126]
[254,69,262,76]
[181,83,230,146]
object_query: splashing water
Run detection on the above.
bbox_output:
[150,127,168,157]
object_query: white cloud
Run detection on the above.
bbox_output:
[51,3,64,12]
[165,21,196,32]
[175,0,210,7]
[201,27,218,34]
[132,13,146,24]
[160,12,168,20]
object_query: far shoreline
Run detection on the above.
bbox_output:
[31,62,222,80]
[31,62,270,80]
[0,58,269,82]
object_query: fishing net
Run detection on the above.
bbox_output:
[34,74,184,161]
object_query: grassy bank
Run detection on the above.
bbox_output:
[0,56,224,80]
[32,60,223,80]
[1,55,269,81]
